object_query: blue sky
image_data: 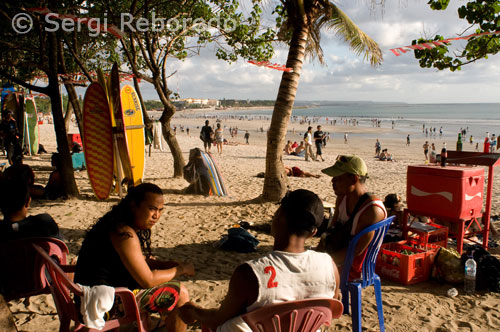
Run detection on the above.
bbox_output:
[134,1,500,104]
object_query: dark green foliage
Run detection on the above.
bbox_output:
[414,0,500,71]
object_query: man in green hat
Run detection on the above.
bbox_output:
[317,155,387,280]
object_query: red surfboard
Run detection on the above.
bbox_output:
[82,82,114,200]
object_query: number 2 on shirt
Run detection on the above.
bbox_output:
[264,266,278,288]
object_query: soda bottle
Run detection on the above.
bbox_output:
[440,142,447,167]
[456,133,463,152]
[484,132,490,153]
[464,255,477,294]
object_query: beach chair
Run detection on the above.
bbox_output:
[340,216,395,332]
[0,237,68,302]
[32,244,148,332]
[241,298,343,332]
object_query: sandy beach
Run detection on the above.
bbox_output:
[5,111,500,332]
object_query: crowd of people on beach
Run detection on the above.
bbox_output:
[4,110,500,332]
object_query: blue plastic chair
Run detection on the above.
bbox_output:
[339,215,395,332]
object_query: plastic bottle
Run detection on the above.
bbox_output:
[484,132,490,153]
[456,133,463,152]
[440,142,447,167]
[464,255,477,294]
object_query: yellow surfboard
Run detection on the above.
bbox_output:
[120,85,145,186]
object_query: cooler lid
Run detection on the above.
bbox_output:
[407,165,484,178]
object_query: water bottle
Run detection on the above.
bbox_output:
[456,133,463,152]
[440,143,447,167]
[464,255,477,294]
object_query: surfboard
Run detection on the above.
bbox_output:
[200,151,228,196]
[82,82,114,200]
[120,85,145,186]
[25,97,39,155]
[110,63,134,186]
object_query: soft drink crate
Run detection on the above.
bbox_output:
[405,221,448,248]
[376,241,440,285]
[407,165,484,220]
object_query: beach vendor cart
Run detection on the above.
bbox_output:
[402,151,500,254]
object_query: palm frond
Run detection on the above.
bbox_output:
[324,4,383,66]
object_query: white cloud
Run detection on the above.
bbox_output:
[118,1,500,104]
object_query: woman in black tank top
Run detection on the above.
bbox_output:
[74,183,195,331]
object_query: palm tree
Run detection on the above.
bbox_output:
[262,0,383,201]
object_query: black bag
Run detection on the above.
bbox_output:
[219,227,259,253]
[323,193,370,253]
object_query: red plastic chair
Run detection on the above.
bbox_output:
[241,298,343,332]
[0,237,68,301]
[32,244,148,332]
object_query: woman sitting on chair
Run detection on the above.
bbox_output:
[74,183,194,332]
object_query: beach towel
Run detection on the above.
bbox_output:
[78,284,115,330]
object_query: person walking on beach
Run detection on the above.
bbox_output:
[344,132,348,144]
[214,123,224,155]
[304,126,315,161]
[313,125,325,161]
[406,134,411,146]
[317,155,387,278]
[429,143,437,163]
[375,139,381,157]
[179,189,339,331]
[423,141,430,161]
[200,120,214,153]
[244,131,250,144]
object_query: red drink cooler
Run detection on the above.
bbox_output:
[407,165,484,220]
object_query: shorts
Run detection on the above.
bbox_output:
[315,142,323,155]
[134,281,181,313]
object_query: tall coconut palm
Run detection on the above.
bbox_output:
[262,0,383,201]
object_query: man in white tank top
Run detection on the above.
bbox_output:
[317,155,387,276]
[179,189,340,331]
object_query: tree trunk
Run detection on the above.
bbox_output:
[48,33,79,197]
[64,83,83,135]
[63,92,73,132]
[133,77,153,130]
[262,25,309,201]
[159,106,185,177]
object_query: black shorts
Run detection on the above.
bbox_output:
[315,142,323,155]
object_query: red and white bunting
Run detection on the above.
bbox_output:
[28,7,125,39]
[34,71,140,84]
[248,60,293,72]
[390,30,500,56]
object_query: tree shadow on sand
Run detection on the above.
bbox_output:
[153,242,274,282]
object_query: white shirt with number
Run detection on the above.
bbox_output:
[217,250,335,332]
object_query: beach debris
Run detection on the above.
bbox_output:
[447,288,458,297]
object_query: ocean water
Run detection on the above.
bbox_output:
[199,103,500,140]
